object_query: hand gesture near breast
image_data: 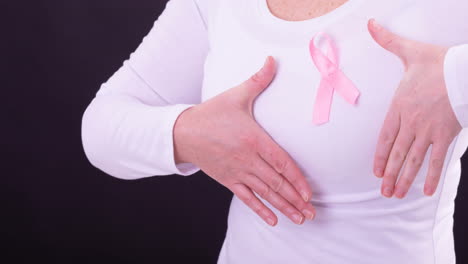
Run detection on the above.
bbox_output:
[367,18,462,199]
[173,57,316,226]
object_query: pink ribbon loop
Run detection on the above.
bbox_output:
[309,32,360,125]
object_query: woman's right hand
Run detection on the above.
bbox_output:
[173,56,316,226]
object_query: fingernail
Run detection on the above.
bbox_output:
[302,209,315,220]
[266,217,275,226]
[424,185,433,196]
[371,18,381,30]
[394,188,405,199]
[292,213,303,224]
[301,191,309,202]
[383,186,393,197]
[374,168,383,178]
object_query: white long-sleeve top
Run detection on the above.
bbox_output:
[81,0,468,263]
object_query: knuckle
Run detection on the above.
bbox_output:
[243,193,253,206]
[250,72,264,85]
[382,132,394,146]
[277,202,289,213]
[398,177,412,189]
[239,133,258,149]
[409,154,422,168]
[438,133,455,146]
[247,196,261,213]
[231,151,248,165]
[237,193,253,208]
[374,154,388,164]
[389,171,399,181]
[274,158,288,174]
[383,36,394,47]
[392,149,403,161]
[388,173,398,182]
[231,154,255,170]
[383,169,396,181]
[432,127,447,140]
[253,203,263,215]
[291,195,304,209]
[287,175,300,188]
[408,120,418,131]
[272,176,284,193]
[259,208,270,219]
[431,158,443,171]
[384,37,400,50]
[260,185,270,199]
[405,111,420,125]
[229,182,243,195]
[260,142,273,155]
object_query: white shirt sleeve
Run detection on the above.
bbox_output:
[444,44,468,128]
[81,0,209,180]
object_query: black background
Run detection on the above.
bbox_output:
[3,0,468,263]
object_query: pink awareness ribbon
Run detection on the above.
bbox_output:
[309,32,360,125]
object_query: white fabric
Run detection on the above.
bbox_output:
[81,0,468,263]
[445,44,468,128]
[81,0,207,178]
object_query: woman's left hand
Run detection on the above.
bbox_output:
[367,18,462,199]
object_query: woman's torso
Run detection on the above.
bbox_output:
[198,0,468,263]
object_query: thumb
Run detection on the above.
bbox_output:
[239,56,277,106]
[367,18,412,67]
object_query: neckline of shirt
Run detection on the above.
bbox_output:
[256,0,367,31]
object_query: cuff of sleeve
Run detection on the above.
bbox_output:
[444,44,468,128]
[160,103,201,176]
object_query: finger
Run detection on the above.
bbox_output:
[424,139,450,196]
[256,131,313,203]
[373,104,401,178]
[242,173,306,225]
[393,137,431,199]
[367,18,413,69]
[238,56,277,115]
[381,124,415,198]
[230,182,277,226]
[252,153,316,220]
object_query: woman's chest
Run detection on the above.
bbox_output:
[201,0,468,134]
[199,0,468,195]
